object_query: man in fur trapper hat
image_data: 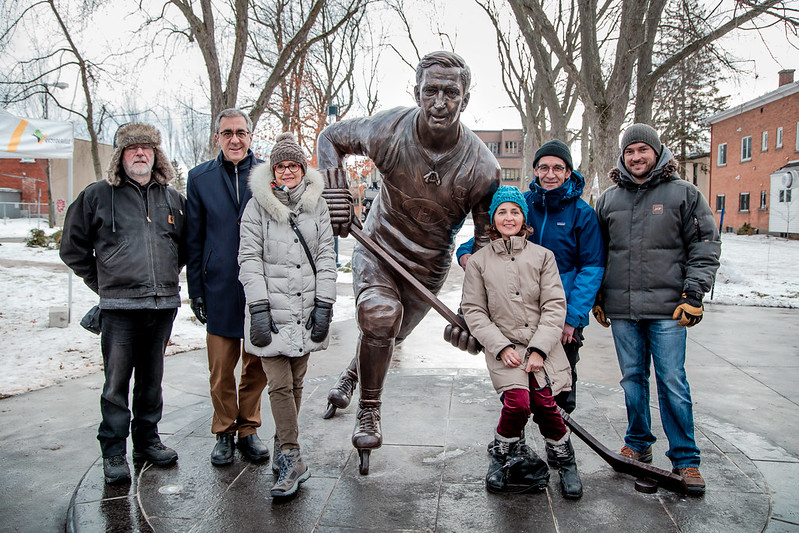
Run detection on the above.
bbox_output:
[593,123,720,495]
[60,122,187,485]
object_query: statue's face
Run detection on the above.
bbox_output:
[414,64,470,134]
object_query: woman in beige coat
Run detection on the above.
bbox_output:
[461,186,582,499]
[238,133,336,498]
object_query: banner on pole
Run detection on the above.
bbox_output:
[0,110,73,159]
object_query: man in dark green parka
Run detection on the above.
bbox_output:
[594,123,720,495]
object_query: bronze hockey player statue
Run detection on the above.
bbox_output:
[317,51,500,473]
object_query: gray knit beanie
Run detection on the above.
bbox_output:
[533,139,573,170]
[620,123,662,155]
[270,132,307,175]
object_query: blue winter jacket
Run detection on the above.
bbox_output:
[457,170,605,328]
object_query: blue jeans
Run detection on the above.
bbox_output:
[610,319,700,468]
[98,308,177,457]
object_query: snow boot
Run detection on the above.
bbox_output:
[271,448,310,498]
[486,433,549,494]
[545,430,583,499]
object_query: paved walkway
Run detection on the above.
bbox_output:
[1,267,798,531]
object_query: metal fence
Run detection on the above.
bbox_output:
[0,201,49,225]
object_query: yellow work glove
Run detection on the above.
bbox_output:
[672,292,704,327]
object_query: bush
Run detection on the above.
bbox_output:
[26,228,62,249]
[25,229,48,247]
[737,222,754,236]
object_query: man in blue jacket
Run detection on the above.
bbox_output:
[456,140,605,413]
[187,108,269,467]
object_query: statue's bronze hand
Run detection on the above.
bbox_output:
[321,168,361,238]
[443,323,482,355]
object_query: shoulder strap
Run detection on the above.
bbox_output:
[289,216,317,276]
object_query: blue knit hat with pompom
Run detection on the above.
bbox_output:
[488,186,528,223]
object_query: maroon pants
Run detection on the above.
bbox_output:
[496,374,567,441]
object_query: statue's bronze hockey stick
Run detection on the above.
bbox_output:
[345,218,686,492]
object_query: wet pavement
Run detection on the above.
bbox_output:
[1,239,799,532]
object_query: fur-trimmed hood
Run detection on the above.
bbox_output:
[106,123,175,186]
[248,164,325,223]
[607,146,679,190]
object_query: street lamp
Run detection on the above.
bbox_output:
[327,105,339,125]
[43,81,69,119]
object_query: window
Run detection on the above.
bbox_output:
[501,168,520,181]
[780,189,792,203]
[692,163,698,185]
[486,141,500,156]
[715,194,725,212]
[741,136,752,161]
[717,143,727,166]
[739,192,750,212]
[762,131,768,151]
[504,141,520,154]
[760,190,768,210]
[776,127,784,149]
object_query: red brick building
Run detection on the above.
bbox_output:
[0,157,50,216]
[473,129,524,189]
[707,69,799,234]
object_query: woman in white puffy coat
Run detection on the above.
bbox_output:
[238,133,336,498]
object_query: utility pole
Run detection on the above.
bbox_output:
[43,81,68,227]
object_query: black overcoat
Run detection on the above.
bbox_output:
[186,150,261,338]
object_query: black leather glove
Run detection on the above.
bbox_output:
[306,299,334,342]
[190,297,207,324]
[250,302,278,347]
[321,168,362,238]
[443,309,482,355]
[672,291,703,327]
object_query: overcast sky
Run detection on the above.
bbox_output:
[5,0,797,135]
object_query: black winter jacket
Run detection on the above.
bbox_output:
[595,147,720,320]
[60,177,187,300]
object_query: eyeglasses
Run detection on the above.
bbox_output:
[218,130,251,139]
[124,144,154,153]
[536,164,567,175]
[274,163,301,174]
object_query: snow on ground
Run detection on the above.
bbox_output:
[1,217,798,397]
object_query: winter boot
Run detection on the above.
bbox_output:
[544,430,583,499]
[327,362,358,410]
[103,455,131,484]
[486,433,549,494]
[271,448,310,498]
[487,429,533,457]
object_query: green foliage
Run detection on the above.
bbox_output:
[651,0,732,158]
[25,228,62,249]
[737,222,754,235]
[171,159,186,194]
[25,229,48,247]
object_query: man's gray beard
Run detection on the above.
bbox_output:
[124,161,155,183]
